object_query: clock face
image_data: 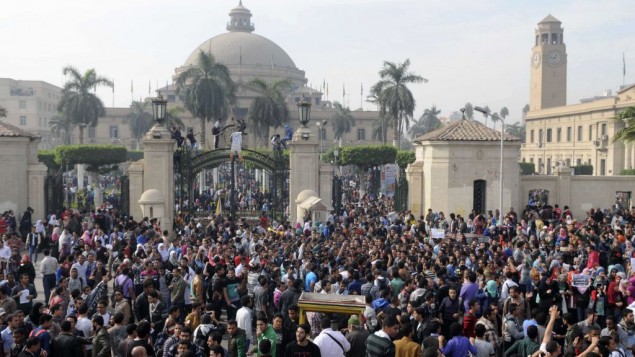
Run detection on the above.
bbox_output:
[546,50,563,66]
[532,52,541,68]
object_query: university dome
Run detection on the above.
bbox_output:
[183,32,298,70]
[182,1,297,70]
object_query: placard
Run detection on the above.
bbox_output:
[431,228,445,239]
[571,274,591,293]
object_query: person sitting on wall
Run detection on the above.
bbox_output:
[271,134,283,151]
[281,124,293,149]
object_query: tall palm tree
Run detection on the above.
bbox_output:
[166,106,186,131]
[480,105,491,127]
[506,121,526,142]
[331,102,355,141]
[371,114,390,144]
[464,102,474,120]
[57,66,113,144]
[0,105,6,118]
[49,112,72,145]
[126,101,153,149]
[175,51,236,146]
[613,106,635,143]
[500,107,509,122]
[372,59,426,148]
[247,78,290,146]
[409,105,442,139]
[491,112,501,130]
[522,104,530,118]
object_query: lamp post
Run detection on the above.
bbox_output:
[151,95,167,126]
[316,120,327,155]
[297,99,311,125]
[475,106,504,217]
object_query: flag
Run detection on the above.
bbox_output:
[361,82,363,96]
[215,197,222,215]
[148,81,151,95]
[326,83,329,97]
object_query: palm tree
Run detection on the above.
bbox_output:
[371,114,390,144]
[522,104,530,118]
[166,106,186,131]
[57,66,113,144]
[464,102,474,120]
[175,51,236,147]
[480,105,491,127]
[126,101,153,149]
[613,106,635,143]
[491,112,501,130]
[331,102,355,140]
[500,107,509,122]
[0,105,6,118]
[247,78,290,146]
[506,121,526,143]
[409,105,442,139]
[372,59,426,148]
[49,112,73,145]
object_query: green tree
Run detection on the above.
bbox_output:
[522,104,530,118]
[506,121,526,142]
[372,59,426,148]
[175,51,236,147]
[166,106,186,131]
[371,115,390,144]
[331,102,355,141]
[49,112,73,145]
[613,106,635,143]
[409,105,441,139]
[126,101,153,149]
[500,107,509,121]
[0,105,6,118]
[480,105,491,127]
[247,78,290,146]
[57,66,113,144]
[464,102,474,120]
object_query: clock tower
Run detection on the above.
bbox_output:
[529,15,567,111]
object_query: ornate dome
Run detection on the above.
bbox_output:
[182,1,297,70]
[183,32,298,70]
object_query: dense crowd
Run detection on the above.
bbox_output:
[1,194,635,357]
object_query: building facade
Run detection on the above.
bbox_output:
[521,15,635,176]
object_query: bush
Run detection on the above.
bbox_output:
[519,162,535,175]
[127,150,144,162]
[396,151,416,169]
[620,169,635,175]
[54,145,128,170]
[571,165,593,175]
[339,145,398,169]
[38,150,60,172]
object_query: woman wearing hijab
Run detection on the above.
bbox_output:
[17,254,36,284]
[24,302,44,328]
[158,243,169,262]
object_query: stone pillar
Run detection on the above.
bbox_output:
[28,164,47,220]
[319,163,333,210]
[142,124,175,233]
[555,166,572,207]
[288,126,320,224]
[128,161,144,221]
[77,164,85,190]
[406,160,424,217]
[631,144,635,170]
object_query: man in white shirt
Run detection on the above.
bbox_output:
[71,254,89,282]
[500,271,519,301]
[236,295,253,346]
[76,303,93,352]
[313,317,351,357]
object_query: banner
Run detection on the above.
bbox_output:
[383,164,398,197]
[571,274,591,293]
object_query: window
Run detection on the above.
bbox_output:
[541,34,548,44]
[530,130,535,143]
[601,123,607,136]
[535,35,539,46]
[546,128,552,143]
[577,126,582,142]
[577,158,581,166]
[546,158,551,174]
[567,127,572,142]
[588,125,592,141]
[19,116,26,126]
[19,101,26,109]
[110,126,118,139]
[320,128,326,140]
[556,128,561,142]
[539,129,543,143]
[600,159,606,176]
[357,128,366,141]
[88,127,96,139]
[551,33,559,44]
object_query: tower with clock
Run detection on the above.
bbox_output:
[529,15,567,111]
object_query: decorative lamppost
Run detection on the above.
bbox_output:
[151,95,167,126]
[297,100,312,127]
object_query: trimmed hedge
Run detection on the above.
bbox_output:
[53,145,128,171]
[38,150,60,172]
[396,151,415,169]
[571,165,593,175]
[127,150,144,162]
[621,169,635,175]
[339,145,398,169]
[519,162,535,175]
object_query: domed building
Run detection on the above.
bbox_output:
[93,1,380,150]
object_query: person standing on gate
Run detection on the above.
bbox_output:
[212,121,221,149]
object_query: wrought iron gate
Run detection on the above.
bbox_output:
[44,170,64,215]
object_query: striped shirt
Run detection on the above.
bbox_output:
[365,331,395,357]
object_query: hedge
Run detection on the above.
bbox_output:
[396,151,415,169]
[127,150,144,162]
[38,150,60,172]
[621,169,635,175]
[519,162,535,175]
[54,145,128,169]
[571,165,593,175]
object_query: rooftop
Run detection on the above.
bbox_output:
[416,119,519,142]
[0,121,40,139]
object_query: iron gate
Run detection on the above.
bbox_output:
[44,170,64,215]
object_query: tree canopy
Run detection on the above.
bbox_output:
[613,106,635,143]
[331,102,355,140]
[53,145,128,171]
[247,78,290,146]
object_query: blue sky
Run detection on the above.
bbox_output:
[1,0,633,124]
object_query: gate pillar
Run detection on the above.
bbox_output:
[141,124,175,233]
[288,126,320,224]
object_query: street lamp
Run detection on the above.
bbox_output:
[474,106,504,218]
[151,94,167,126]
[297,100,311,128]
[316,120,327,154]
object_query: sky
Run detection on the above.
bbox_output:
[1,0,634,125]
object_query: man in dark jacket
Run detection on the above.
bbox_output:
[226,320,246,357]
[92,315,111,357]
[134,279,155,322]
[279,279,302,318]
[50,321,90,357]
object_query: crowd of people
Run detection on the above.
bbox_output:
[1,194,635,357]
